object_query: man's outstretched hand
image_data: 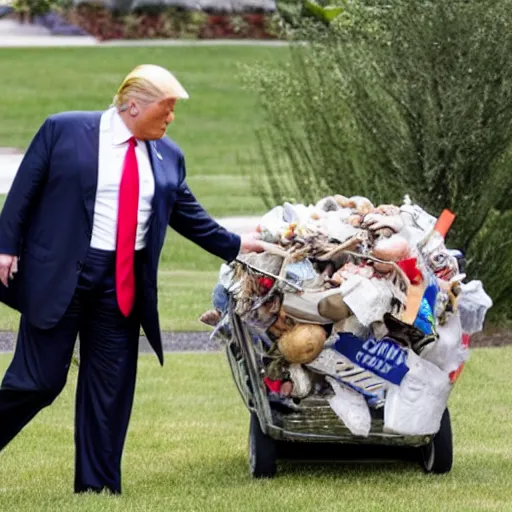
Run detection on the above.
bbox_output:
[0,254,18,287]
[240,233,266,254]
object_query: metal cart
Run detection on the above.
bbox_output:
[222,301,454,478]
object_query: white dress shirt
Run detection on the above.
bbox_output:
[90,108,155,251]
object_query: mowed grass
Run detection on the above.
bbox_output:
[0,46,289,217]
[0,46,286,331]
[0,347,511,511]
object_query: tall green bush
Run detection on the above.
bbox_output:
[245,0,512,319]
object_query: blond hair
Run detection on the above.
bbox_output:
[112,64,189,109]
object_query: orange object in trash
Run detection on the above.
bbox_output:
[449,333,471,383]
[434,209,456,238]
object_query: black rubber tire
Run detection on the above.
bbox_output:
[248,412,277,478]
[420,408,453,474]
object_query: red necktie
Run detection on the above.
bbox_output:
[116,136,139,317]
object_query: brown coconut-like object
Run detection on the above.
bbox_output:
[278,324,327,364]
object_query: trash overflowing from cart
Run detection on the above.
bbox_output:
[200,194,493,478]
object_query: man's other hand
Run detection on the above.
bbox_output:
[0,254,18,287]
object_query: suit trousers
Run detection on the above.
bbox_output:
[0,247,143,494]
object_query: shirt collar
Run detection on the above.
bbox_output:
[109,107,135,146]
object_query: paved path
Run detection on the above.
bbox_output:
[0,330,217,353]
[0,18,287,47]
[0,18,97,46]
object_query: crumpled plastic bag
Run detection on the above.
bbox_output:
[324,211,361,242]
[421,312,469,373]
[258,202,325,242]
[457,280,493,334]
[285,259,318,287]
[289,364,313,398]
[218,263,235,289]
[384,350,452,436]
[307,347,387,407]
[283,202,315,224]
[257,206,287,242]
[399,200,437,246]
[340,275,394,326]
[326,376,371,437]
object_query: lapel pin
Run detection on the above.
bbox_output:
[153,143,163,160]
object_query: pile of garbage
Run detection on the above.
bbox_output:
[200,194,493,437]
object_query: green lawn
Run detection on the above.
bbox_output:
[0,347,510,511]
[0,46,287,331]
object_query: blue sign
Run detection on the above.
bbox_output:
[333,333,410,385]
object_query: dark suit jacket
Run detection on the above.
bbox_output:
[0,111,241,364]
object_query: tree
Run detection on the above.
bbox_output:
[245,0,512,319]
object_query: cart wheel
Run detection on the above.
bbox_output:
[420,408,453,474]
[249,412,277,478]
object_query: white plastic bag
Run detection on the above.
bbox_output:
[384,350,452,436]
[323,211,361,242]
[340,275,393,326]
[399,200,437,246]
[257,206,286,242]
[289,364,313,399]
[218,264,235,290]
[282,202,313,224]
[326,377,371,437]
[457,280,493,334]
[421,312,469,373]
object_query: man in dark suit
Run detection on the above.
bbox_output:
[0,64,263,494]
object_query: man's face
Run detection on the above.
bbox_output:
[132,97,177,140]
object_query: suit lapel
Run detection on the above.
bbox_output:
[146,141,167,192]
[146,140,169,215]
[146,140,169,264]
[80,112,101,232]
